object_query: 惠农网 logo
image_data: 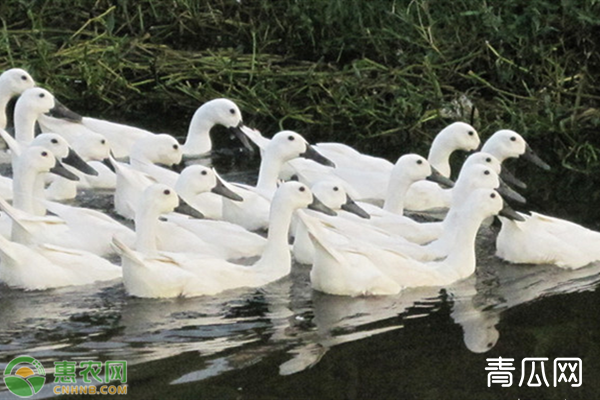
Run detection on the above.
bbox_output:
[3,355,46,397]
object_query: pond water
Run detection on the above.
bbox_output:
[0,148,599,400]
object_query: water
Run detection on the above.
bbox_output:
[0,154,599,399]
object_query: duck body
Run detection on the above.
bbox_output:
[496,212,600,268]
[115,182,335,298]
[304,188,522,296]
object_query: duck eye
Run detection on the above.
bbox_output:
[201,170,208,176]
[21,75,28,81]
[299,186,306,192]
[101,139,106,145]
[39,93,45,98]
[51,138,58,144]
[510,136,517,142]
[229,108,235,115]
[163,189,171,195]
[288,135,295,141]
[41,151,48,157]
[486,157,492,162]
[490,193,496,198]
[333,186,339,191]
[416,159,423,165]
[468,131,474,136]
[484,170,490,175]
[173,144,179,150]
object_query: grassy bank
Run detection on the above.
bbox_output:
[1,0,599,172]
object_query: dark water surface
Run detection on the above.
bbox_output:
[0,152,599,400]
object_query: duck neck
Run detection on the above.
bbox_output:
[134,206,160,256]
[256,150,283,194]
[436,207,484,278]
[12,165,40,215]
[0,89,12,130]
[383,175,413,215]
[13,103,37,144]
[255,199,293,274]
[428,137,453,177]
[182,108,213,156]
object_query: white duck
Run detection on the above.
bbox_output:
[496,213,600,269]
[481,129,551,188]
[293,180,370,264]
[299,160,524,264]
[0,129,98,204]
[113,134,183,219]
[0,144,135,256]
[0,149,121,290]
[0,68,35,130]
[221,130,335,231]
[45,132,114,200]
[113,181,335,298]
[38,98,254,159]
[303,188,524,296]
[162,165,267,260]
[276,122,479,204]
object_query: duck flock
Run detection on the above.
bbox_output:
[0,67,598,299]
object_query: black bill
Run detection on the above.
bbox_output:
[211,176,243,201]
[175,196,205,219]
[300,145,336,168]
[229,122,255,154]
[499,168,527,190]
[340,194,370,219]
[426,166,454,188]
[522,143,551,170]
[499,201,526,222]
[45,99,82,122]
[102,157,116,173]
[63,148,98,176]
[50,159,79,181]
[497,178,526,204]
[308,195,337,216]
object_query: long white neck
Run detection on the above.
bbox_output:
[12,164,40,214]
[254,199,294,276]
[427,206,484,278]
[383,174,414,215]
[0,88,12,130]
[256,150,284,193]
[134,205,161,256]
[13,102,37,144]
[428,137,453,177]
[182,108,213,155]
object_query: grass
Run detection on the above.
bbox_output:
[1,0,599,172]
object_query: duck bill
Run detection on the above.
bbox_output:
[499,168,527,190]
[62,148,98,176]
[175,196,204,219]
[102,157,116,173]
[497,179,526,204]
[211,176,243,201]
[499,201,525,222]
[229,122,255,154]
[308,195,337,216]
[522,143,551,170]
[46,99,82,122]
[340,194,370,219]
[426,167,454,188]
[50,159,79,181]
[300,145,336,168]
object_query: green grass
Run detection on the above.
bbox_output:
[1,0,599,171]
